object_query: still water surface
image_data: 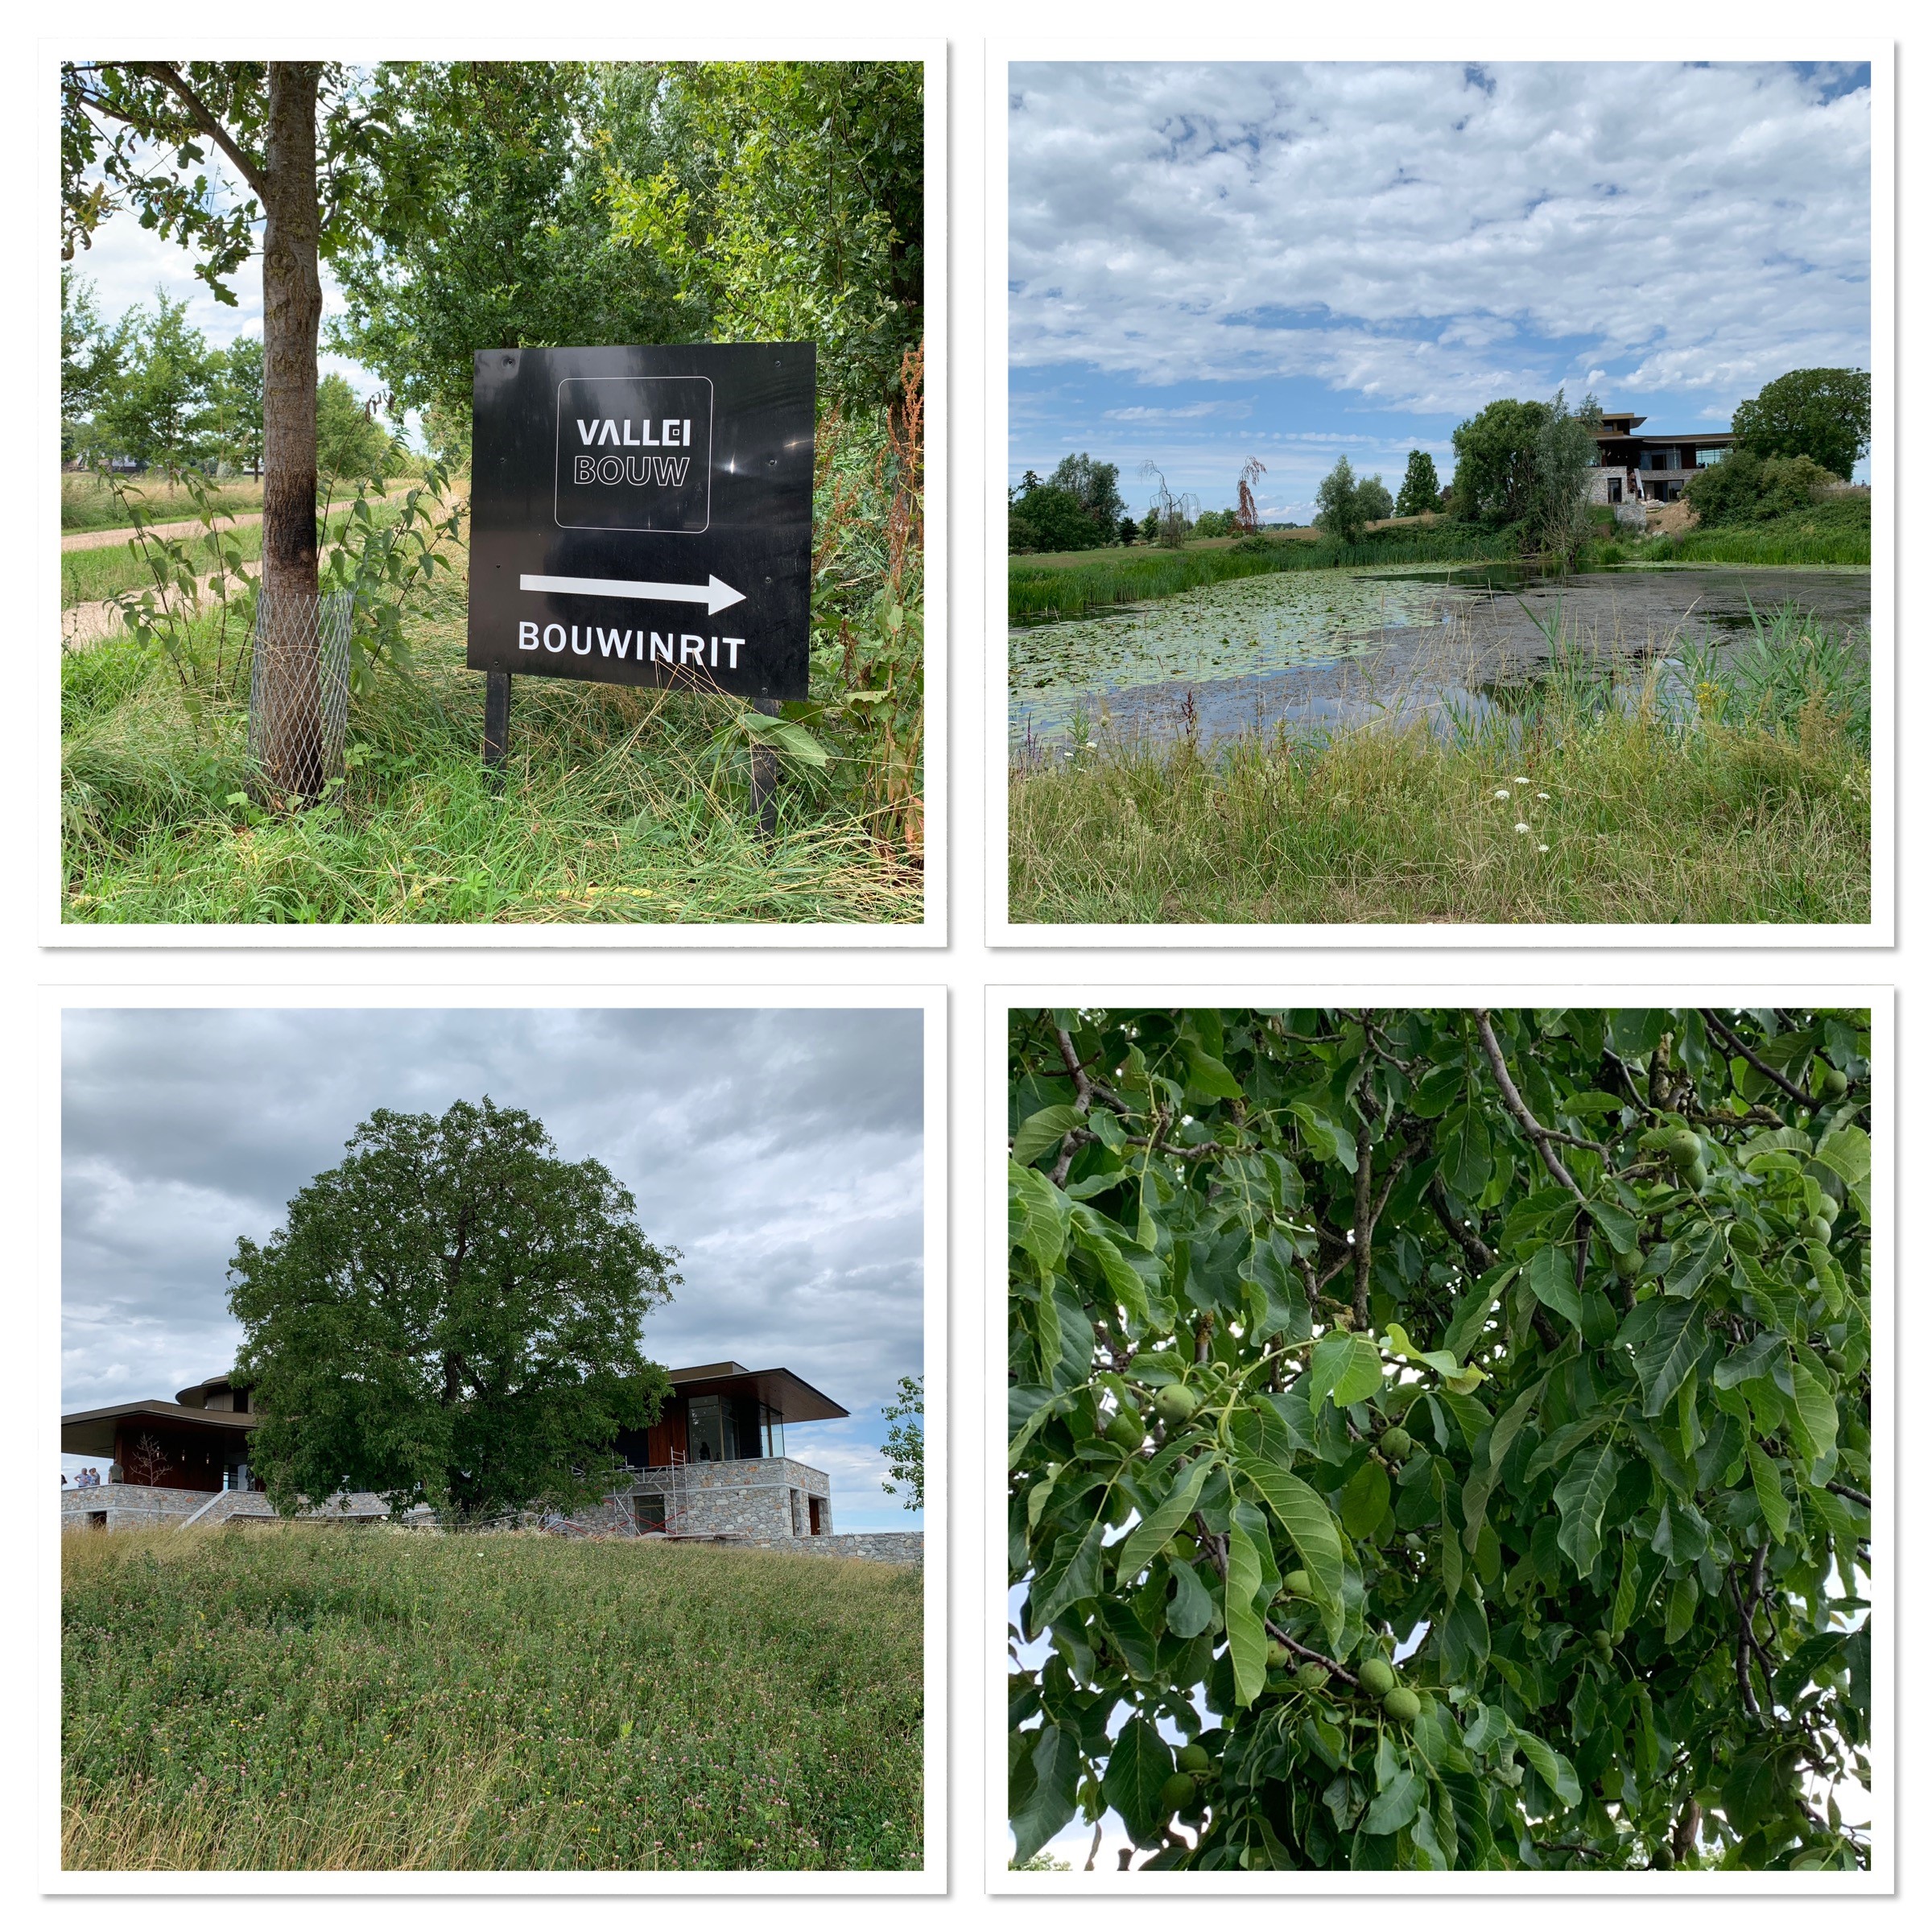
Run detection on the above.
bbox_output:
[1008,564,1870,751]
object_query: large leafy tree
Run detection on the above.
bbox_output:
[230,1097,679,1521]
[1449,397,1547,525]
[61,63,415,796]
[324,62,698,436]
[1732,369,1871,483]
[602,60,924,421]
[1009,1008,1872,1872]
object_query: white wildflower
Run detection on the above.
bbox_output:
[1536,791,1550,800]
[1513,776,1530,785]
[1514,823,1530,834]
[1492,788,1509,799]
[1538,843,1550,852]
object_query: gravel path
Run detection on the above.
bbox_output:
[60,485,413,552]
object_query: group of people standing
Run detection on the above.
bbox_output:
[64,1467,106,1488]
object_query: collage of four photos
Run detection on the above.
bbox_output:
[27,27,1899,1910]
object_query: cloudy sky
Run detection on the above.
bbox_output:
[1009,61,1872,523]
[61,1007,926,1532]
[67,165,398,431]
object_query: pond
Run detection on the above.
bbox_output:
[1008,564,1871,753]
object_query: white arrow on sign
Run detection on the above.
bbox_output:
[518,572,746,615]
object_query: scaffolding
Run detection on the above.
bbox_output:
[660,1446,690,1537]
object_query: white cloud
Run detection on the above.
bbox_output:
[1010,61,1871,410]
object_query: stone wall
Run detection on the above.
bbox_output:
[753,1531,923,1567]
[61,1485,387,1532]
[621,1455,832,1539]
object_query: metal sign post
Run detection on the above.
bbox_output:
[467,343,815,818]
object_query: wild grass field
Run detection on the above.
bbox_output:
[1587,493,1872,568]
[1009,613,1870,926]
[62,470,268,533]
[63,1525,923,1872]
[1009,521,1507,625]
[62,495,411,609]
[60,393,924,925]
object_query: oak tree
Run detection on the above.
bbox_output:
[229,1097,679,1521]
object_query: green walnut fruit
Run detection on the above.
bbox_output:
[1685,1158,1709,1194]
[1612,1245,1645,1280]
[1653,1845,1676,1872]
[1818,1195,1842,1224]
[1177,1742,1213,1774]
[1382,1687,1422,1724]
[1357,1657,1397,1697]
[1106,1404,1145,1451]
[1158,1772,1198,1818]
[1265,1640,1292,1670]
[1282,1568,1312,1598]
[1820,1066,1849,1100]
[1294,1662,1331,1693]
[1380,1426,1414,1461]
[1806,1215,1835,1245]
[1592,1629,1614,1654]
[1823,1348,1848,1374]
[1666,1129,1702,1168]
[1153,1383,1200,1426]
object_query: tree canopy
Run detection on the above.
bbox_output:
[230,1097,679,1521]
[1394,449,1441,520]
[1732,369,1870,483]
[1312,456,1367,544]
[1009,1007,1872,1872]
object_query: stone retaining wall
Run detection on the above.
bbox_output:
[753,1531,923,1567]
[60,1484,387,1531]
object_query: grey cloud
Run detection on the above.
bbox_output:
[61,1008,926,1442]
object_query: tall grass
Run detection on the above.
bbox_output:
[60,375,924,924]
[63,1525,923,1871]
[1009,610,1870,925]
[1009,523,1509,624]
[62,470,266,533]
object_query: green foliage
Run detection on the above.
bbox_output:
[315,373,389,485]
[881,1374,925,1511]
[63,1528,922,1870]
[1732,369,1870,483]
[1394,450,1441,521]
[229,1097,680,1519]
[1008,1007,1871,1870]
[209,336,265,477]
[326,63,698,430]
[1686,450,1844,529]
[1356,476,1394,525]
[1451,391,1600,559]
[1012,456,1129,554]
[601,60,923,417]
[1313,456,1367,544]
[1451,398,1546,524]
[87,290,221,470]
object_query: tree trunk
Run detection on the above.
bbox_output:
[256,62,325,799]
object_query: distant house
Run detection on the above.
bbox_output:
[60,1359,848,1544]
[1590,411,1736,508]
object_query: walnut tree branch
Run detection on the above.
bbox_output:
[1474,1010,1595,1209]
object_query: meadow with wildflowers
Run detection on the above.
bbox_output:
[62,1525,923,1871]
[1009,613,1869,926]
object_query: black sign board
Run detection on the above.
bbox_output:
[467,344,815,702]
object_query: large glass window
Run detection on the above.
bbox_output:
[687,1395,725,1463]
[762,1405,786,1459]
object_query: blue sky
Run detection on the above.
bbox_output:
[61,1008,925,1533]
[1010,61,1872,522]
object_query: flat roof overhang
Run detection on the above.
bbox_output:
[666,1365,848,1423]
[60,1399,260,1459]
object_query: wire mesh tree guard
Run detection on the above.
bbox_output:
[246,590,353,803]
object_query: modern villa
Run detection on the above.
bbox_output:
[1589,410,1736,507]
[60,1358,849,1543]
